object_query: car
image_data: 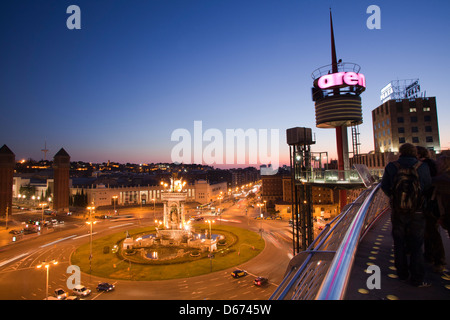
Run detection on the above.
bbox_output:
[54,288,68,300]
[254,276,268,286]
[96,282,115,292]
[231,269,247,278]
[72,284,91,297]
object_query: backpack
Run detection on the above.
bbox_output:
[391,161,423,214]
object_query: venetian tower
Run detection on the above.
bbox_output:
[53,148,70,213]
[0,145,15,217]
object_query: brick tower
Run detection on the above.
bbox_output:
[0,145,15,217]
[53,148,70,213]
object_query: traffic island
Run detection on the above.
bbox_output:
[70,224,264,281]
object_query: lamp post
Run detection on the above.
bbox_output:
[112,195,118,215]
[36,260,58,300]
[257,203,263,239]
[206,219,215,272]
[152,198,156,219]
[86,206,96,274]
[39,202,47,233]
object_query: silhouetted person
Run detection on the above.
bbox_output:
[433,155,450,237]
[417,146,445,273]
[381,143,432,287]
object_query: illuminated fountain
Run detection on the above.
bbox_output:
[157,173,190,242]
[121,173,221,262]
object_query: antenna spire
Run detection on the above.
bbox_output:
[329,9,338,74]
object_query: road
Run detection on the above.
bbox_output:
[0,199,293,300]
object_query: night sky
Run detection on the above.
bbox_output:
[1,0,449,168]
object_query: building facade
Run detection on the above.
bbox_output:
[372,97,440,153]
[70,179,227,207]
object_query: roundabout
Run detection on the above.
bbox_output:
[70,223,265,281]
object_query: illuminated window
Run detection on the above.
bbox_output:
[423,107,430,112]
[409,108,417,112]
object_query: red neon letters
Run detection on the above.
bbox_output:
[317,72,366,89]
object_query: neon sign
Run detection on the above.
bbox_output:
[317,72,366,90]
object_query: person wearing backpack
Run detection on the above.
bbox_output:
[381,143,432,287]
[417,146,446,274]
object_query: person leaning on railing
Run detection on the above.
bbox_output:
[380,143,432,287]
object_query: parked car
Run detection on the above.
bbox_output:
[96,282,115,292]
[54,288,68,300]
[254,276,268,286]
[72,284,91,297]
[231,269,247,278]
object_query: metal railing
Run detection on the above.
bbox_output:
[294,169,384,185]
[270,183,389,300]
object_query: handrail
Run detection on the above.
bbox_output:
[270,183,388,300]
[315,184,382,300]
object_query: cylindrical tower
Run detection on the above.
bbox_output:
[311,11,366,209]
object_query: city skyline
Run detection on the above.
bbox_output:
[2,0,449,168]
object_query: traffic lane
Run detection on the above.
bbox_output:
[94,268,277,300]
[94,225,286,300]
[0,217,286,300]
[0,220,145,300]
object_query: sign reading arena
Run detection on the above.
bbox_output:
[316,72,366,90]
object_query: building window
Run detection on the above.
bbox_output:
[409,108,417,112]
[412,137,419,143]
[397,117,404,123]
[425,126,432,132]
[398,127,405,133]
[426,136,433,142]
[423,107,430,112]
[399,137,406,143]
[411,127,418,133]
[410,116,418,123]
[424,115,431,122]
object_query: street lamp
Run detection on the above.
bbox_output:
[206,219,215,272]
[152,198,156,219]
[36,260,58,300]
[39,202,47,232]
[112,195,118,215]
[257,203,263,239]
[86,206,96,274]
